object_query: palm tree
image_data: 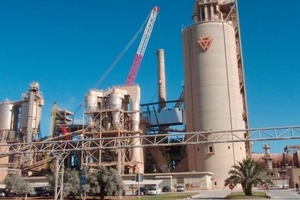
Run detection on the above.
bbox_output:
[224,157,273,196]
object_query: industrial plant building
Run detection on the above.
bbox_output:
[0,0,300,194]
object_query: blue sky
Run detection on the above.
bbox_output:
[0,0,299,153]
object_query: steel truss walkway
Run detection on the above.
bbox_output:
[0,126,300,155]
[0,125,300,200]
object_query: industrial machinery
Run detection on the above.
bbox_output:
[83,86,143,174]
[79,6,160,174]
[0,82,44,179]
[0,82,44,143]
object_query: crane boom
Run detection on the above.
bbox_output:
[125,6,159,86]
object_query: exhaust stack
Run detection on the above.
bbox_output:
[157,49,167,111]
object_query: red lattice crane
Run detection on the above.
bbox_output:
[125,6,159,86]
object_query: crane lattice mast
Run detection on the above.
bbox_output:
[125,6,159,86]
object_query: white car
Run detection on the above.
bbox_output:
[177,185,185,192]
[0,192,5,197]
[146,186,161,195]
[283,184,289,189]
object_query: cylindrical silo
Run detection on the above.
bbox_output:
[85,89,103,125]
[0,100,13,130]
[85,90,102,112]
[110,88,125,129]
[182,0,247,188]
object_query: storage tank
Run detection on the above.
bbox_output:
[0,100,13,130]
[182,0,247,188]
[85,89,103,125]
[110,88,125,129]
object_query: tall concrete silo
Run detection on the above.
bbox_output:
[182,0,249,188]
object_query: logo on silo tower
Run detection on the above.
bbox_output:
[198,36,213,51]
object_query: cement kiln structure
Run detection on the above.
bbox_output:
[1,0,300,196]
[83,86,144,174]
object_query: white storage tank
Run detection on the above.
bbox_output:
[0,100,13,130]
[85,89,103,112]
[110,88,126,129]
[85,89,103,126]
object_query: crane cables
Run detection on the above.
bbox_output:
[94,11,152,89]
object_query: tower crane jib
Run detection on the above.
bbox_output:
[125,6,159,86]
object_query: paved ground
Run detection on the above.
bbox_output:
[189,188,233,199]
[189,188,300,199]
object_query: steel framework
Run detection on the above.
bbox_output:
[1,125,300,200]
[1,126,300,156]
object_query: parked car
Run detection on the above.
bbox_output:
[4,189,16,197]
[176,185,185,192]
[146,185,161,195]
[162,186,171,192]
[0,190,5,197]
[35,187,54,197]
[135,187,148,196]
[283,184,289,189]
[27,190,37,197]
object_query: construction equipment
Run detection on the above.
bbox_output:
[125,6,159,86]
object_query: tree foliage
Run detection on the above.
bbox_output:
[63,168,80,197]
[82,168,100,198]
[47,166,123,199]
[47,168,80,197]
[94,166,124,200]
[224,157,273,196]
[4,175,33,197]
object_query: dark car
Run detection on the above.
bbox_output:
[27,190,37,197]
[35,187,54,197]
[67,191,78,199]
[135,187,148,196]
[3,189,16,197]
[163,186,171,192]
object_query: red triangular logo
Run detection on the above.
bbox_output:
[198,36,213,51]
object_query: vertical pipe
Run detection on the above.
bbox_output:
[210,3,214,21]
[156,49,167,111]
[26,89,34,143]
[54,158,59,200]
[60,164,64,200]
[204,5,208,21]
[199,5,203,22]
[192,1,200,23]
